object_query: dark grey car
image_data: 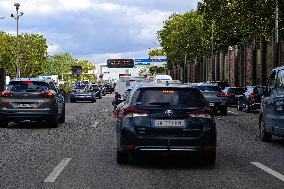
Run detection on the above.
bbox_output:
[0,78,65,128]
[115,84,216,165]
[196,83,228,115]
[70,85,97,103]
[259,66,284,141]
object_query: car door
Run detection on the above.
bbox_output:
[273,69,284,136]
[262,71,277,132]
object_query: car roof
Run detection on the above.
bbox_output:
[272,66,284,72]
[10,78,51,83]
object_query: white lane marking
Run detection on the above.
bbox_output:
[44,158,72,183]
[104,109,108,112]
[91,121,99,128]
[251,162,284,182]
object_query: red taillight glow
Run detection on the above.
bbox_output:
[123,106,149,117]
[217,93,234,97]
[162,90,175,93]
[0,102,12,105]
[123,144,136,150]
[22,81,33,85]
[188,107,213,118]
[0,91,13,97]
[249,92,256,98]
[38,91,54,97]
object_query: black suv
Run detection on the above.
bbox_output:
[237,86,264,112]
[259,66,284,141]
[115,84,216,164]
[0,78,65,128]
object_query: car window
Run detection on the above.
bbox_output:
[267,71,276,95]
[253,87,264,95]
[8,81,49,92]
[227,88,245,94]
[276,69,284,90]
[133,88,206,107]
[196,85,222,92]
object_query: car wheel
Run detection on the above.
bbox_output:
[48,116,59,128]
[91,98,96,103]
[259,117,272,142]
[70,99,75,103]
[220,106,227,116]
[0,119,9,128]
[237,101,243,111]
[116,150,130,164]
[245,103,251,113]
[58,106,65,123]
[203,151,216,165]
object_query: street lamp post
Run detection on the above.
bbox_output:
[11,3,24,78]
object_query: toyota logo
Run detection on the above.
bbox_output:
[165,110,174,117]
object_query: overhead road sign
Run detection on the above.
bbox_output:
[107,59,134,68]
[134,58,167,66]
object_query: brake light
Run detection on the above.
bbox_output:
[123,144,136,150]
[249,92,256,98]
[38,91,55,97]
[0,102,12,105]
[162,90,175,93]
[123,106,149,118]
[22,81,33,85]
[188,107,213,118]
[0,91,13,97]
[217,93,233,97]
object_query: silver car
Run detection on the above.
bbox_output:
[0,78,65,128]
[195,83,228,115]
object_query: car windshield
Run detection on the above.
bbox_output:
[8,81,49,92]
[196,85,222,92]
[133,88,206,107]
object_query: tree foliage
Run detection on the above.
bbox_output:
[158,0,283,67]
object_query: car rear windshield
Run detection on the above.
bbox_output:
[133,88,206,107]
[253,87,264,95]
[196,85,222,92]
[227,88,245,94]
[8,81,49,92]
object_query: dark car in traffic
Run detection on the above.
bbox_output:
[237,86,264,112]
[259,66,284,141]
[195,83,228,115]
[115,84,216,165]
[0,78,65,128]
[223,87,246,106]
[209,81,229,90]
[104,83,114,94]
[70,85,97,103]
[98,84,107,96]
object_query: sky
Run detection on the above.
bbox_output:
[0,0,199,65]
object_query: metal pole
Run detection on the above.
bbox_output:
[184,54,187,83]
[16,8,20,78]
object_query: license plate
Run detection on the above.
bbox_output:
[209,103,215,106]
[17,103,34,108]
[154,120,185,127]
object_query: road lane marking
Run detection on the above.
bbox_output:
[44,158,72,183]
[91,121,99,128]
[251,162,284,182]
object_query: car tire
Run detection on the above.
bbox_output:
[48,116,59,128]
[220,106,227,116]
[203,151,216,165]
[70,99,75,103]
[237,101,243,111]
[116,150,129,164]
[91,98,96,103]
[0,119,9,128]
[245,103,251,113]
[58,106,66,123]
[259,117,272,142]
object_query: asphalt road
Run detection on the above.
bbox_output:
[0,94,283,189]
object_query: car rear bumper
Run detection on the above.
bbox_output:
[0,110,56,121]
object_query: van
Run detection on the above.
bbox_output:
[115,76,146,98]
[259,66,284,141]
[154,75,172,83]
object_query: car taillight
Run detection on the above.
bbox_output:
[123,106,149,118]
[217,93,233,97]
[249,92,256,98]
[188,107,213,118]
[38,91,55,97]
[0,91,13,97]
